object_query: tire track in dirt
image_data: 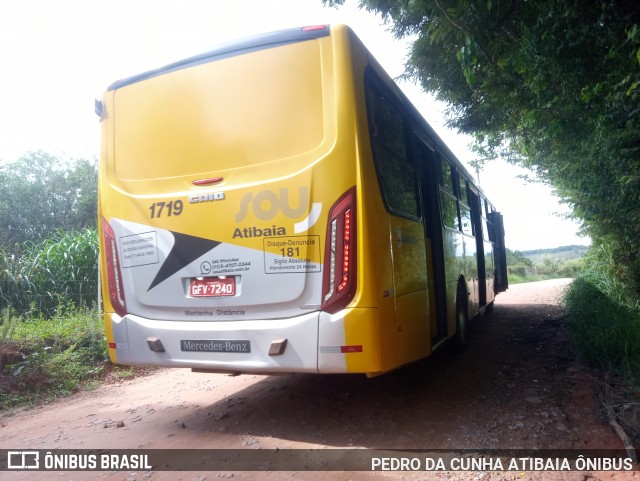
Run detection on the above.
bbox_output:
[0,279,631,480]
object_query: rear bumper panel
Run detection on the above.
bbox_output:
[108,312,320,373]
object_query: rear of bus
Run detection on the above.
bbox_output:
[97,25,378,374]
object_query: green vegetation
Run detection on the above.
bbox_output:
[564,280,640,380]
[564,243,640,380]
[325,0,640,301]
[323,1,640,415]
[0,226,147,410]
[0,306,107,409]
[0,152,109,410]
[520,245,589,264]
[561,243,640,439]
[507,246,585,284]
[0,151,97,247]
[0,229,98,316]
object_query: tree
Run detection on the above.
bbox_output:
[0,151,97,247]
[325,0,640,293]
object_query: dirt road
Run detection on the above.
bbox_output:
[0,279,632,480]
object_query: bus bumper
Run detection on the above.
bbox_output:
[105,307,382,374]
[106,312,322,373]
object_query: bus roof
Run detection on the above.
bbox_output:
[107,25,330,91]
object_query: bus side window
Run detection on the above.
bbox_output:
[480,197,491,242]
[458,174,468,203]
[458,176,473,236]
[438,157,459,230]
[460,206,473,236]
[486,202,496,242]
[365,78,419,218]
[438,157,455,196]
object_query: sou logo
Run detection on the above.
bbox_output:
[235,187,322,234]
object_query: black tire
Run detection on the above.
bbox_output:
[453,281,468,352]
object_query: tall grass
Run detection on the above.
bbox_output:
[563,243,640,380]
[0,229,98,316]
[0,306,108,409]
[0,229,140,410]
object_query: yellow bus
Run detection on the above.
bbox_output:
[96,24,508,377]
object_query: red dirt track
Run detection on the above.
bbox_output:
[0,279,632,480]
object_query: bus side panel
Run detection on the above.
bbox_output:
[333,25,399,373]
[318,307,384,373]
[389,216,430,366]
[344,308,383,373]
[97,94,118,358]
[464,234,479,317]
[443,228,463,335]
[484,240,496,304]
[351,180,397,371]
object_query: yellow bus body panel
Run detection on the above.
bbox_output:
[97,24,505,375]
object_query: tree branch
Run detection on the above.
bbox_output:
[433,0,493,66]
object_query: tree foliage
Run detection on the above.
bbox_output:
[0,151,97,247]
[326,0,640,293]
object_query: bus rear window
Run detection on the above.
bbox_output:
[112,40,325,180]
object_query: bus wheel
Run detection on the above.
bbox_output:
[454,282,468,352]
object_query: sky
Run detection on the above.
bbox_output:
[0,0,588,251]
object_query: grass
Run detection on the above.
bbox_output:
[0,228,98,316]
[562,243,640,441]
[0,230,151,411]
[564,278,640,379]
[508,273,569,284]
[0,306,109,410]
[563,242,640,380]
[0,305,155,411]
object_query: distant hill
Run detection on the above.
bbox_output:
[506,245,589,282]
[517,245,589,263]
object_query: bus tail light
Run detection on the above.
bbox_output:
[302,25,328,32]
[322,187,357,314]
[102,218,127,317]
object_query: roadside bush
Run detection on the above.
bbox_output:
[0,229,98,316]
[0,306,107,409]
[564,242,640,380]
[0,246,37,314]
[557,258,584,278]
[564,278,640,379]
[508,262,528,277]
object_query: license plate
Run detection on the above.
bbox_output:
[180,340,251,353]
[189,277,235,297]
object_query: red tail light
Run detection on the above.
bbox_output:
[302,25,328,32]
[322,187,357,314]
[102,218,127,317]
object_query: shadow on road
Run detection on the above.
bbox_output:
[172,300,615,450]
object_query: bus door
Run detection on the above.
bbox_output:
[383,155,430,367]
[415,140,448,346]
[468,188,487,308]
[489,211,509,293]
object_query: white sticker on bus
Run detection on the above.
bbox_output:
[120,231,159,268]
